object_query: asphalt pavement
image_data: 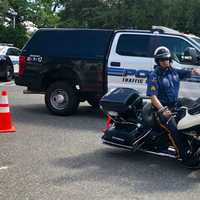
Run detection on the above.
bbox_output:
[0,83,199,200]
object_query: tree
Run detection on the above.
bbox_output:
[0,0,10,25]
[0,24,28,48]
[27,0,61,28]
[2,0,200,47]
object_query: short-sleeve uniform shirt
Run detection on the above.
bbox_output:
[146,66,191,107]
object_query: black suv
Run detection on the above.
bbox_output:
[15,29,113,115]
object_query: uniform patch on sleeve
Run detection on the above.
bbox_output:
[151,86,156,91]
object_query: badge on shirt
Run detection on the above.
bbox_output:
[173,75,179,81]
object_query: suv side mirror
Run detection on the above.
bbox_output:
[182,47,199,65]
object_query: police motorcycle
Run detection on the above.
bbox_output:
[100,87,200,168]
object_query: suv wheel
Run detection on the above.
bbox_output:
[3,65,14,81]
[45,81,79,116]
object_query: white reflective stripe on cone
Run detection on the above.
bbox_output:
[0,107,9,113]
[0,96,8,104]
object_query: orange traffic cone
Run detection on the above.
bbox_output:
[0,90,16,133]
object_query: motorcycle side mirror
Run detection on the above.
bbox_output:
[182,47,199,65]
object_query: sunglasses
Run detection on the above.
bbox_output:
[159,58,170,62]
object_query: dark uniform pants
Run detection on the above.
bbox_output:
[158,113,190,161]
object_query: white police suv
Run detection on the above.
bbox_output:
[0,44,20,75]
[107,26,200,98]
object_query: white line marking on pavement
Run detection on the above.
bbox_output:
[0,166,8,170]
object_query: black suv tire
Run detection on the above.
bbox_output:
[4,64,14,81]
[0,56,14,82]
[45,81,79,116]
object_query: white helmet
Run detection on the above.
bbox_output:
[154,46,172,64]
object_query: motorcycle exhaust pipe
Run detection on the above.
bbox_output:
[102,139,177,159]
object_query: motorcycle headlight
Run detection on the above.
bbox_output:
[107,111,118,117]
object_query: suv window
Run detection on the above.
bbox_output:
[6,48,20,56]
[12,48,20,56]
[24,29,113,59]
[116,34,152,57]
[154,36,193,63]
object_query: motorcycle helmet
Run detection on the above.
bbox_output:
[154,46,172,64]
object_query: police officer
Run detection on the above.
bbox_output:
[147,46,200,165]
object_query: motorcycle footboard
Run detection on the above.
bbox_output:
[102,139,134,150]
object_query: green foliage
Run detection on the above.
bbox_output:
[8,0,29,21]
[58,0,200,35]
[28,0,61,28]
[0,25,28,48]
[0,0,60,47]
[1,0,200,48]
[0,0,10,24]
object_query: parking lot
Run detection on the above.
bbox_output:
[0,83,199,200]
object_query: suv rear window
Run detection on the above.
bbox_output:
[23,29,113,59]
[6,48,20,56]
[116,34,152,57]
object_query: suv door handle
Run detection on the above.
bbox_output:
[110,62,121,67]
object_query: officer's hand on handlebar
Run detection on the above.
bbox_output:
[162,109,172,118]
[158,106,172,118]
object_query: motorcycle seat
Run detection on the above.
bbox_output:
[188,104,200,115]
[180,97,200,115]
[180,97,200,107]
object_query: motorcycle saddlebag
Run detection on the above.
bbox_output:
[100,87,142,113]
[102,126,140,149]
